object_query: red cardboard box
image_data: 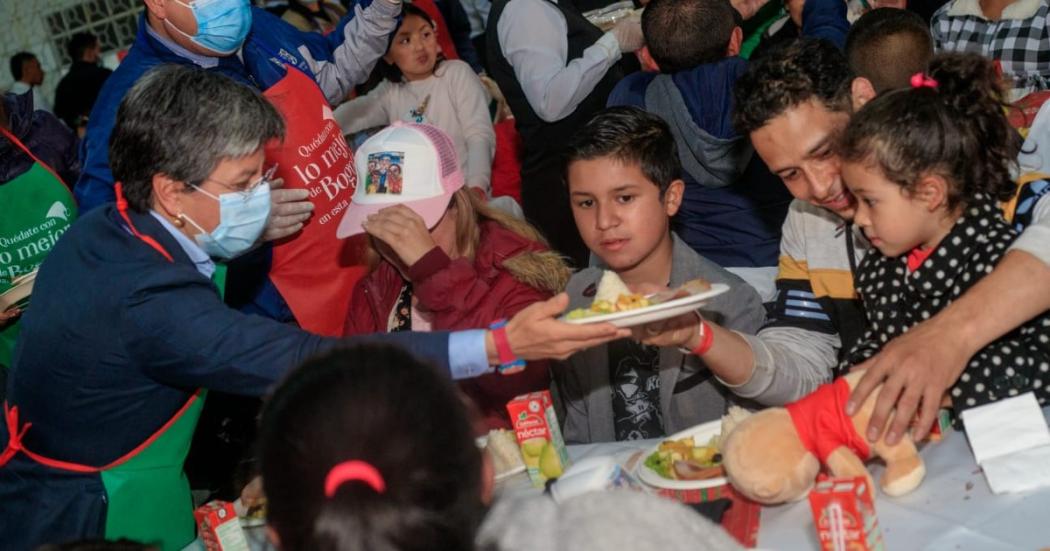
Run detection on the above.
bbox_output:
[193,501,250,551]
[808,477,885,551]
[507,390,571,487]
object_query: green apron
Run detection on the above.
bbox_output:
[98,214,228,550]
[101,390,208,550]
[0,127,76,367]
[0,190,230,550]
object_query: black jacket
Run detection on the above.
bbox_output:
[53,60,112,130]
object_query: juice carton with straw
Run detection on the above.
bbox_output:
[507,390,571,487]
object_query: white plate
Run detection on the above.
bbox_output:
[561,283,729,328]
[636,420,727,490]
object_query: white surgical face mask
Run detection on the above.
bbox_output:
[180,177,271,260]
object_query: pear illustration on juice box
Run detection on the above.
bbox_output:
[507,390,571,487]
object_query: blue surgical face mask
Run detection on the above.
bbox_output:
[181,179,271,260]
[165,0,253,55]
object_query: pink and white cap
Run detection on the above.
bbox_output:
[336,122,464,238]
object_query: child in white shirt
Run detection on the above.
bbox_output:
[334,4,496,194]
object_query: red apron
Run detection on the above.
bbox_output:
[262,66,365,336]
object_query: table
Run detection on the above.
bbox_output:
[497,409,1050,550]
[193,410,1050,550]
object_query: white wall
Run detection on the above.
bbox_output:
[1,0,141,104]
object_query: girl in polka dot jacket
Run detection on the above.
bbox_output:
[835,52,1050,416]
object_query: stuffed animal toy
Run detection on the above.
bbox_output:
[722,371,927,505]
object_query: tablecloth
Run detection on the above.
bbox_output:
[190,408,1050,550]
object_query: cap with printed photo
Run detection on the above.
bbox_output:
[336,122,464,238]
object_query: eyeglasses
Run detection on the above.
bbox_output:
[199,164,279,202]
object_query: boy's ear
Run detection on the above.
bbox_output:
[851,77,877,111]
[914,174,949,211]
[638,46,661,73]
[663,179,685,216]
[726,27,743,57]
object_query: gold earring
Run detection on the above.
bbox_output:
[172,215,185,228]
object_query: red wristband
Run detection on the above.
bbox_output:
[490,319,525,375]
[690,320,714,356]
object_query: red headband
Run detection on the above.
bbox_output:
[324,460,386,497]
[910,72,939,90]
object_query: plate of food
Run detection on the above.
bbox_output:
[563,271,729,328]
[637,420,726,490]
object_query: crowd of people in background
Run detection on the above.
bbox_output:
[2,0,1050,548]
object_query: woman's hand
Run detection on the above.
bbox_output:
[362,205,438,268]
[490,294,631,362]
[240,476,264,509]
[0,307,21,329]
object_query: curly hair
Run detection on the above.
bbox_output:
[836,53,1019,210]
[733,39,853,135]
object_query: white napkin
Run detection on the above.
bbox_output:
[960,393,1050,494]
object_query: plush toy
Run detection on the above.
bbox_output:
[722,371,927,505]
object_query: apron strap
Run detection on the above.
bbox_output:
[0,391,204,473]
[0,403,31,468]
[114,182,174,263]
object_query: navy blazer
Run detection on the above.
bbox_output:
[5,205,450,466]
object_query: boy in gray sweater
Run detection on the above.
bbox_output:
[553,107,765,443]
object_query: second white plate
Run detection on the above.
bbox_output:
[636,420,727,490]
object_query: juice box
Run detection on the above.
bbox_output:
[507,390,572,487]
[194,501,250,551]
[808,477,885,551]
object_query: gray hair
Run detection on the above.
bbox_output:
[110,64,285,212]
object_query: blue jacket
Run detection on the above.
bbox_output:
[73,5,392,321]
[608,58,793,269]
[0,205,449,547]
[76,6,382,210]
[606,0,848,269]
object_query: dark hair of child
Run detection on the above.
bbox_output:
[258,344,485,551]
[379,4,447,84]
[563,106,680,195]
[642,0,738,72]
[732,38,853,135]
[837,53,1020,211]
[846,8,934,94]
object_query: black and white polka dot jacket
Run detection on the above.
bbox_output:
[840,196,1050,415]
